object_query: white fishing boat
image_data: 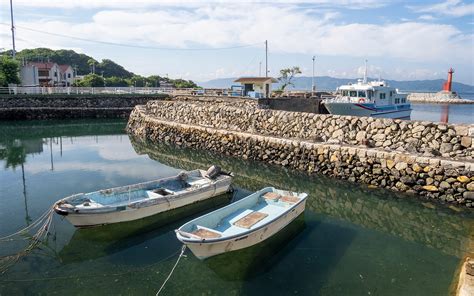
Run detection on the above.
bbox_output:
[175,187,307,259]
[323,62,411,119]
[54,166,233,227]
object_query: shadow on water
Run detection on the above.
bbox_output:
[59,194,231,264]
[205,214,308,281]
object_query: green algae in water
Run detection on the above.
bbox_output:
[0,119,472,295]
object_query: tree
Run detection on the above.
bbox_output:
[0,56,20,86]
[87,58,97,74]
[75,74,104,87]
[278,66,302,91]
[96,59,133,78]
[172,79,198,88]
[105,76,130,87]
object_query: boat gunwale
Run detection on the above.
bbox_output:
[176,187,308,244]
[56,171,232,214]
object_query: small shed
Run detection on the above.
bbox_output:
[234,77,277,98]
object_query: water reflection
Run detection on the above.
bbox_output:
[130,136,474,259]
[0,119,472,295]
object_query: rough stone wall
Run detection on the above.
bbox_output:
[144,100,474,160]
[408,92,473,104]
[0,94,168,120]
[127,106,474,207]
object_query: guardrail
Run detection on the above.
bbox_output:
[0,86,334,98]
[0,86,243,97]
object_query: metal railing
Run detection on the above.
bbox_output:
[0,86,242,97]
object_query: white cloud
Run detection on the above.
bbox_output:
[408,0,474,17]
[418,14,436,21]
[7,5,472,63]
[5,0,388,10]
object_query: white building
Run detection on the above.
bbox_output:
[59,65,75,86]
[234,77,277,98]
[23,62,75,86]
[20,64,39,86]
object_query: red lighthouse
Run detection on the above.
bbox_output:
[442,68,454,92]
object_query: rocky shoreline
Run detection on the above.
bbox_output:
[127,97,474,208]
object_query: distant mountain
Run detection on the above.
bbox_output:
[199,76,474,93]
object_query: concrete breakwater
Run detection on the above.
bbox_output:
[127,98,474,207]
[408,92,473,104]
[0,94,169,120]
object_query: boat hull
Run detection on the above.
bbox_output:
[183,199,306,259]
[63,181,231,227]
[323,102,411,119]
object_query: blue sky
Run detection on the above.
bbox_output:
[0,0,473,84]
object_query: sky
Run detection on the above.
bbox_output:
[0,0,473,84]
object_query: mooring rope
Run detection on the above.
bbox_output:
[0,205,56,273]
[1,246,183,282]
[155,245,187,296]
[0,206,54,241]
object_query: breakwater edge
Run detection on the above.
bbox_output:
[127,96,474,207]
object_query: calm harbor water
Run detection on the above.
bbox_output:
[0,119,473,295]
[410,93,474,124]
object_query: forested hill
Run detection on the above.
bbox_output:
[8,48,133,78]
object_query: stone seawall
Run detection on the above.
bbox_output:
[144,100,473,159]
[127,104,474,207]
[408,92,473,104]
[0,94,168,120]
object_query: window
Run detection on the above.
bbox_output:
[38,70,49,76]
[379,93,386,99]
[350,91,357,97]
[54,71,57,77]
[68,73,71,78]
[367,90,373,99]
[395,98,400,104]
[401,98,406,103]
[358,91,366,97]
[390,91,393,97]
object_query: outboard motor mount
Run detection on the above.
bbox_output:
[206,165,222,179]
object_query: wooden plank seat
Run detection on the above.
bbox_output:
[192,228,222,239]
[262,192,281,201]
[233,211,268,229]
[281,195,300,204]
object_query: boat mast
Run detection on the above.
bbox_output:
[363,59,368,84]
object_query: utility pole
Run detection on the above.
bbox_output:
[312,56,315,97]
[265,40,268,78]
[259,61,262,77]
[10,0,16,58]
[363,59,368,84]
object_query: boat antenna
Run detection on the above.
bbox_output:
[363,59,368,84]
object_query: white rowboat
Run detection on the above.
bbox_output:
[176,187,307,259]
[54,167,233,227]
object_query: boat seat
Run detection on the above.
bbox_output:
[281,195,299,204]
[262,192,281,201]
[191,227,222,239]
[233,211,268,229]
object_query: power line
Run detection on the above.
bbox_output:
[0,23,262,51]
